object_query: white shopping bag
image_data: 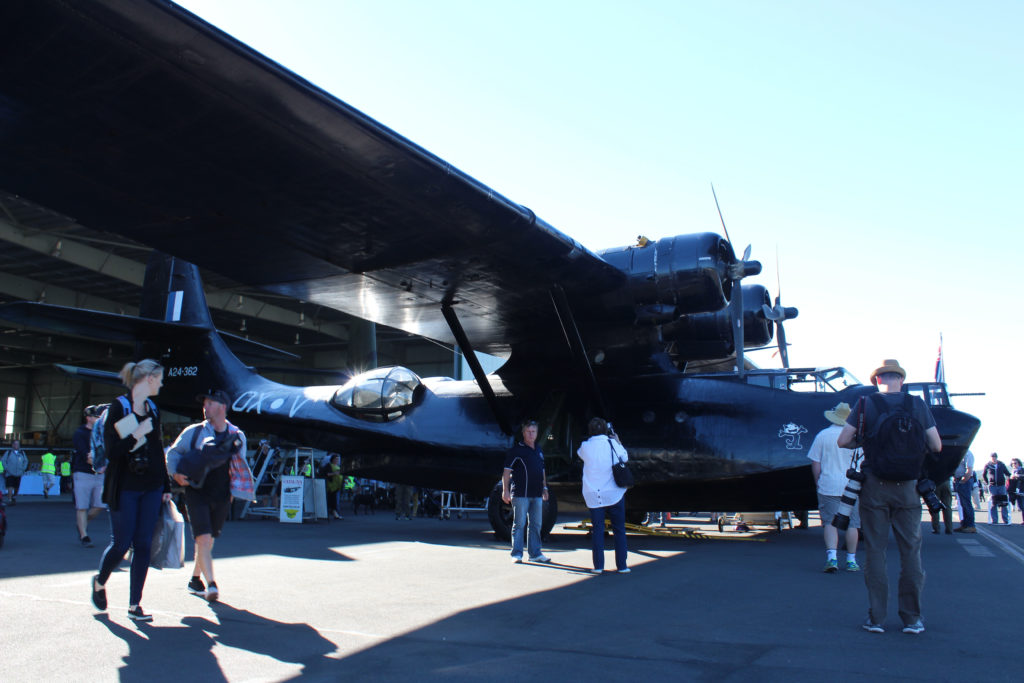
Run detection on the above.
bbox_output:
[150,500,185,570]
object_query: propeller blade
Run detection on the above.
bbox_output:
[710,182,732,247]
[777,320,789,369]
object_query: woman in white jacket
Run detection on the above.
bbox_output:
[576,417,630,573]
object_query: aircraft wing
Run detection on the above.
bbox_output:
[0,302,299,362]
[0,0,624,354]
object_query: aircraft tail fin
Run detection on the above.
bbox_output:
[139,251,215,328]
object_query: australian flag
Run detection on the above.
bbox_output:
[934,334,945,384]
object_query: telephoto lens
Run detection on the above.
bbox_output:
[832,468,867,531]
[916,478,945,515]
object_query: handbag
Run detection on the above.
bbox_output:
[609,437,634,489]
[150,500,185,570]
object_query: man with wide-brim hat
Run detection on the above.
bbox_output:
[869,359,906,385]
[808,402,861,574]
[838,359,942,635]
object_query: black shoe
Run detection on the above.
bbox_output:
[187,576,205,595]
[91,575,107,611]
[931,529,939,534]
[127,606,152,622]
[81,536,93,548]
[205,582,219,602]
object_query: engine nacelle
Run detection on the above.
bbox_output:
[598,233,736,315]
[661,284,774,360]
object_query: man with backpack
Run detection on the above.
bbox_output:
[72,405,106,547]
[838,359,941,636]
[166,389,255,602]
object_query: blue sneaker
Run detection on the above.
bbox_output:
[846,559,861,572]
[862,618,884,633]
[902,620,925,634]
[823,558,838,573]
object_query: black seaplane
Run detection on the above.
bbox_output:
[0,0,980,537]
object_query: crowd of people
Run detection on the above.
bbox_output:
[3,355,1021,635]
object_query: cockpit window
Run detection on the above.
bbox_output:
[905,383,950,408]
[332,366,423,421]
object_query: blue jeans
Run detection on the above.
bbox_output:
[988,485,1009,524]
[589,498,628,571]
[954,479,975,528]
[98,487,163,606]
[511,496,543,559]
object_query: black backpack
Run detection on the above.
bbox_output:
[861,393,927,481]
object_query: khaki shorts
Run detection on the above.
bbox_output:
[73,472,106,510]
[817,492,860,529]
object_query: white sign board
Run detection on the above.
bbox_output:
[279,475,305,523]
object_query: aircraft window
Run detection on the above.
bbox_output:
[332,366,423,421]
[927,385,950,407]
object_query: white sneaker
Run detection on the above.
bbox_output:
[529,555,552,564]
[205,583,219,602]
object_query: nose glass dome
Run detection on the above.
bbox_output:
[331,366,423,421]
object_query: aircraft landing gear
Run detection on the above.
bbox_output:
[487,481,558,542]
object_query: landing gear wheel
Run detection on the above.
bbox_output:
[487,483,513,542]
[487,482,558,541]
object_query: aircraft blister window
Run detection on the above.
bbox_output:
[332,366,423,421]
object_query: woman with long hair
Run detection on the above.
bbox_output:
[91,359,171,622]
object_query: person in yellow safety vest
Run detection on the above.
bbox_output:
[60,457,73,495]
[301,461,312,477]
[40,450,57,499]
[343,475,355,501]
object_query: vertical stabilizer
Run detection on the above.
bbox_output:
[139,251,215,328]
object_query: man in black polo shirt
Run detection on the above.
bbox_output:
[501,420,550,563]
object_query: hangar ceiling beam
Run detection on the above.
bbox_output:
[0,270,139,316]
[0,328,128,364]
[0,217,350,340]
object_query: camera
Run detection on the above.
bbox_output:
[127,450,149,475]
[832,468,866,531]
[916,478,945,516]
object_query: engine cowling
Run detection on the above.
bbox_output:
[661,284,774,360]
[597,233,735,315]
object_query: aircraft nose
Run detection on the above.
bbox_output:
[939,409,982,447]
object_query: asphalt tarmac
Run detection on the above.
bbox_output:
[1,496,1021,682]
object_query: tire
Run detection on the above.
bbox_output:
[487,482,558,541]
[488,483,513,542]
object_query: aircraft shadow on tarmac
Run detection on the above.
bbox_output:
[92,601,335,682]
[308,528,1022,681]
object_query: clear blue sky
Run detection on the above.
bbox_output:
[177,0,1021,462]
